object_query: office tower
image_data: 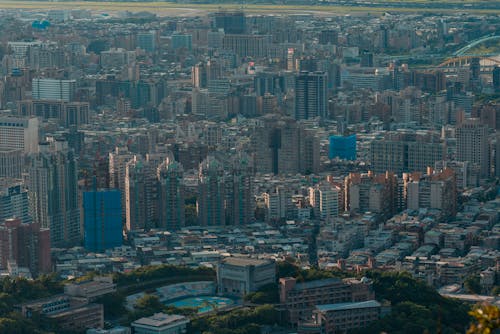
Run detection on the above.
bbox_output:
[0,116,39,154]
[493,66,500,93]
[137,31,156,52]
[405,168,457,217]
[319,30,338,45]
[370,131,444,174]
[457,118,490,178]
[171,34,192,50]
[157,158,185,230]
[197,155,225,226]
[345,171,398,216]
[0,218,51,276]
[83,189,122,252]
[329,135,357,160]
[0,178,31,224]
[213,11,246,34]
[28,140,80,247]
[32,78,76,102]
[125,156,161,231]
[295,71,327,120]
[226,154,254,225]
[0,149,23,178]
[109,147,135,218]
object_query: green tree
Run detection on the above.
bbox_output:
[244,283,279,304]
[467,304,500,334]
[135,294,164,312]
[465,275,482,294]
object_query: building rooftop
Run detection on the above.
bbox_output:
[221,256,272,267]
[293,278,342,291]
[133,313,188,328]
[315,300,381,313]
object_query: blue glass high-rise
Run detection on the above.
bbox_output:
[329,135,357,161]
[83,189,122,252]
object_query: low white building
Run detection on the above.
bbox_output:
[217,257,276,296]
[132,313,189,334]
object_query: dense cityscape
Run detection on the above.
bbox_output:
[0,3,499,334]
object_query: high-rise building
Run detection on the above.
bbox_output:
[222,34,270,58]
[493,66,500,93]
[299,127,320,175]
[318,30,338,45]
[28,140,79,247]
[309,183,340,219]
[252,114,319,175]
[171,34,192,50]
[457,119,490,178]
[496,134,500,178]
[263,186,289,221]
[213,11,246,34]
[125,156,161,231]
[345,171,398,216]
[0,178,31,224]
[360,51,374,67]
[137,31,156,53]
[0,149,23,178]
[192,60,222,89]
[295,71,327,120]
[17,100,89,127]
[157,158,185,230]
[109,147,135,219]
[470,57,481,81]
[0,218,51,276]
[226,155,254,225]
[370,131,444,174]
[329,135,357,160]
[83,189,122,252]
[0,116,39,154]
[197,156,225,226]
[32,78,76,102]
[405,168,457,217]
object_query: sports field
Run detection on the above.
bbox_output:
[1,0,500,16]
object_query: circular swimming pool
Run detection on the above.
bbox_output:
[167,296,235,313]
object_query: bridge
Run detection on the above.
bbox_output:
[433,35,500,73]
[453,34,500,57]
[437,55,500,73]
